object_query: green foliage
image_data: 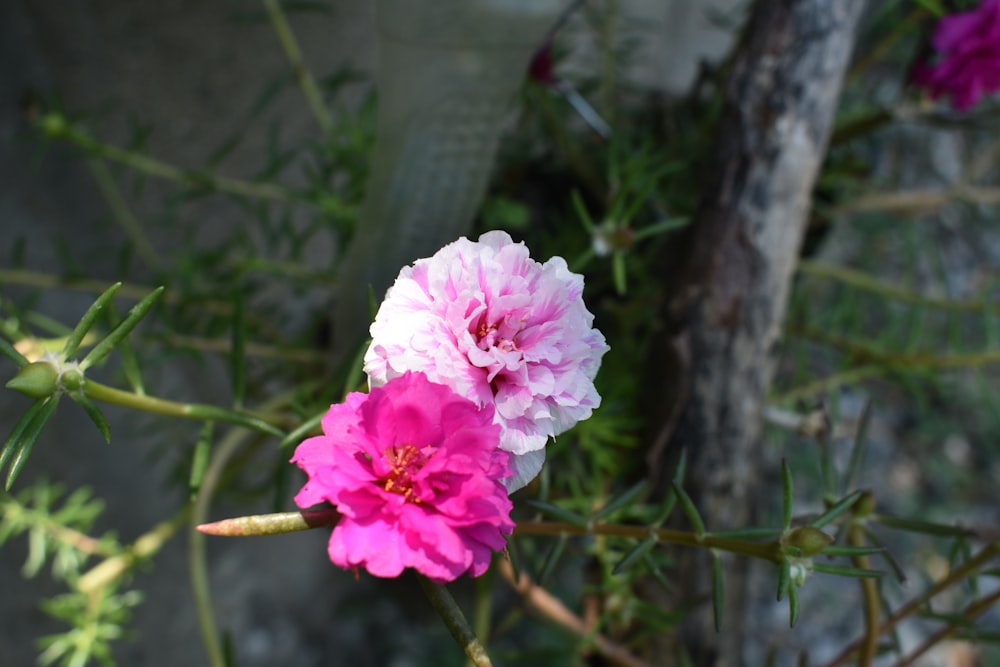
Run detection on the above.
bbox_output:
[2,0,1000,665]
[0,482,116,580]
[37,588,144,667]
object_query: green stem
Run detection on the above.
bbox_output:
[797,259,1000,314]
[40,114,298,202]
[514,521,783,564]
[77,509,189,595]
[848,522,878,667]
[417,575,493,667]
[890,588,1000,667]
[87,158,161,271]
[470,566,494,667]
[792,325,1000,370]
[82,378,286,436]
[773,365,884,404]
[821,539,1000,667]
[263,0,335,137]
[197,512,783,564]
[190,428,251,667]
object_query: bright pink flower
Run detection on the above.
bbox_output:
[364,231,609,492]
[914,0,1000,111]
[291,372,514,583]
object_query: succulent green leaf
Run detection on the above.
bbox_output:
[843,400,871,493]
[591,480,648,521]
[0,400,49,473]
[525,500,590,527]
[671,481,706,536]
[811,562,884,578]
[570,189,596,233]
[788,582,800,628]
[872,513,978,538]
[231,291,247,409]
[810,490,864,530]
[781,458,793,531]
[80,286,165,371]
[537,533,567,585]
[180,403,284,438]
[105,301,145,394]
[279,409,324,453]
[613,535,658,575]
[62,282,122,358]
[70,392,111,443]
[641,552,674,592]
[6,395,61,490]
[189,422,214,498]
[819,545,884,557]
[612,252,627,295]
[776,559,791,602]
[711,552,724,631]
[0,336,29,368]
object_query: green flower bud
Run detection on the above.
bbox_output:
[6,361,59,398]
[853,490,875,519]
[39,112,67,137]
[783,526,834,557]
[60,367,84,392]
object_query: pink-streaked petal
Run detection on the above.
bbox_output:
[364,231,608,490]
[506,448,546,493]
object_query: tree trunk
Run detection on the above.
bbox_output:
[646,1,868,664]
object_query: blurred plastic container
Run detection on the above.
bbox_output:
[334,0,569,353]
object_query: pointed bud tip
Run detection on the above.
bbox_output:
[6,361,59,398]
[784,526,834,557]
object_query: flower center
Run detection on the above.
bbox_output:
[381,444,430,502]
[475,319,517,353]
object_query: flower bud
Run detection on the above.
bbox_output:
[6,361,59,398]
[853,490,875,519]
[783,526,834,557]
[60,367,84,392]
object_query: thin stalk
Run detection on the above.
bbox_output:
[262,0,335,137]
[797,260,1000,314]
[82,378,287,436]
[794,326,1000,370]
[0,497,114,558]
[197,514,783,564]
[157,333,326,364]
[0,268,292,344]
[87,158,161,271]
[417,576,493,667]
[0,269,233,317]
[773,366,884,404]
[77,509,189,595]
[189,428,252,667]
[821,540,1000,667]
[833,183,1000,215]
[890,588,1000,667]
[40,115,298,202]
[514,521,783,564]
[848,522,879,667]
[470,566,494,667]
[498,559,654,667]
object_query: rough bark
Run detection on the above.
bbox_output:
[646,1,868,664]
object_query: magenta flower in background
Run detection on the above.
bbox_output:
[291,372,514,583]
[914,0,1000,111]
[364,231,609,493]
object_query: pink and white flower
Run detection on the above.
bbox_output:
[291,372,513,583]
[914,0,1000,111]
[364,231,609,492]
